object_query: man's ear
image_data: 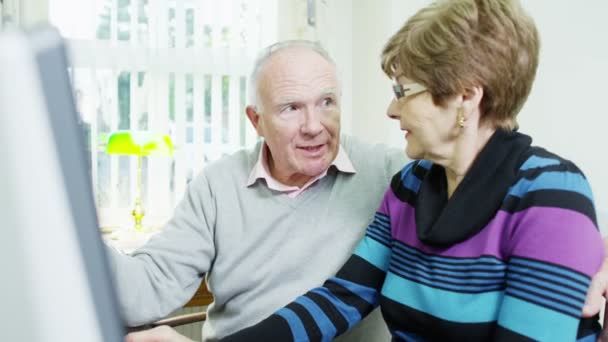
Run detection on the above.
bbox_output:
[245,105,263,137]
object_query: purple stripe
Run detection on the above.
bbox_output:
[385,190,603,275]
[506,206,602,276]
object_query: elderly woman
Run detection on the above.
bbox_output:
[221,0,604,341]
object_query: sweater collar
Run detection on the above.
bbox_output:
[415,129,532,247]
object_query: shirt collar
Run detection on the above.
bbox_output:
[246,142,356,197]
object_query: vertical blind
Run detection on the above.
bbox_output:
[50,0,274,226]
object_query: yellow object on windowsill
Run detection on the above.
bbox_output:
[105,130,173,232]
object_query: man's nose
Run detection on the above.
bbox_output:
[300,108,323,136]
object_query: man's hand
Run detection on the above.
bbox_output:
[582,238,608,341]
[125,326,195,342]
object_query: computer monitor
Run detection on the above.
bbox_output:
[0,28,125,341]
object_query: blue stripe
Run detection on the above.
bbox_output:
[330,276,379,306]
[295,296,336,342]
[388,267,505,293]
[506,287,580,317]
[499,295,579,340]
[510,257,591,286]
[400,162,422,192]
[417,160,432,170]
[391,251,507,275]
[393,329,426,342]
[369,220,391,233]
[374,212,390,224]
[520,155,561,170]
[311,288,362,329]
[577,333,599,342]
[354,236,391,272]
[382,272,502,323]
[507,272,587,302]
[394,243,506,267]
[390,261,505,285]
[276,308,309,342]
[368,222,391,236]
[507,171,593,202]
[366,231,391,247]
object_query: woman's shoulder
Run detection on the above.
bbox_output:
[505,145,596,224]
[389,159,433,195]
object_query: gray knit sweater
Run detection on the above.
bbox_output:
[107,135,406,341]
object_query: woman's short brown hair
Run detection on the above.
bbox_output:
[381,0,539,130]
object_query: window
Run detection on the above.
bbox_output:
[49,0,276,227]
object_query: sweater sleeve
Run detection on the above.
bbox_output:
[105,171,217,326]
[222,197,395,342]
[493,160,604,341]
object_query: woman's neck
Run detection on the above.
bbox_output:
[443,124,497,198]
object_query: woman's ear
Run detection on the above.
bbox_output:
[461,86,484,115]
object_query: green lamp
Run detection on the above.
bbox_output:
[105,130,173,231]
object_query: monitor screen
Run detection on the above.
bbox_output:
[0,27,125,341]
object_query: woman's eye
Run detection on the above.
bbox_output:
[322,97,334,106]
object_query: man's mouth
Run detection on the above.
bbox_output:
[297,144,326,155]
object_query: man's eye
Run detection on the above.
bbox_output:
[322,97,335,106]
[281,104,298,113]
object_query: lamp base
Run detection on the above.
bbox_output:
[132,198,145,232]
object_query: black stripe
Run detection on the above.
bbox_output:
[388,259,506,283]
[369,221,391,234]
[388,266,506,294]
[306,292,349,335]
[412,160,430,179]
[510,256,591,287]
[325,279,376,318]
[507,270,588,300]
[374,212,390,222]
[518,162,585,181]
[336,255,386,290]
[222,315,294,341]
[285,302,323,342]
[493,324,535,342]
[505,290,578,318]
[577,316,602,340]
[501,189,597,225]
[380,295,498,341]
[391,250,507,276]
[390,172,418,205]
[506,283,584,317]
[393,240,506,266]
[367,222,391,237]
[364,232,391,247]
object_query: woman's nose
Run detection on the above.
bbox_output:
[386,98,401,120]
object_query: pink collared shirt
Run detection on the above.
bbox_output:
[246,143,356,198]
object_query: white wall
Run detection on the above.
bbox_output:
[346,0,608,222]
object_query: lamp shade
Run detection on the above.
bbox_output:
[105,130,173,156]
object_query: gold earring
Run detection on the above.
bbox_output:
[458,108,466,128]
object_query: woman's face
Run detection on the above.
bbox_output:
[386,76,461,162]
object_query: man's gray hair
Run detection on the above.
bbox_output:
[248,40,338,111]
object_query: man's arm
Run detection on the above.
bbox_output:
[124,326,194,342]
[108,172,217,326]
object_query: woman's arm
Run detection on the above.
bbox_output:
[494,163,604,340]
[223,209,394,342]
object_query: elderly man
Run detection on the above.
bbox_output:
[111,40,402,342]
[115,41,608,342]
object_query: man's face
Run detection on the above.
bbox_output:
[247,47,341,187]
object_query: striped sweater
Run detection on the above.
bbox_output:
[223,130,603,341]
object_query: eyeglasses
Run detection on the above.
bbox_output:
[392,82,427,100]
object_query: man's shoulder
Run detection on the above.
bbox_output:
[191,142,261,186]
[340,134,406,176]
